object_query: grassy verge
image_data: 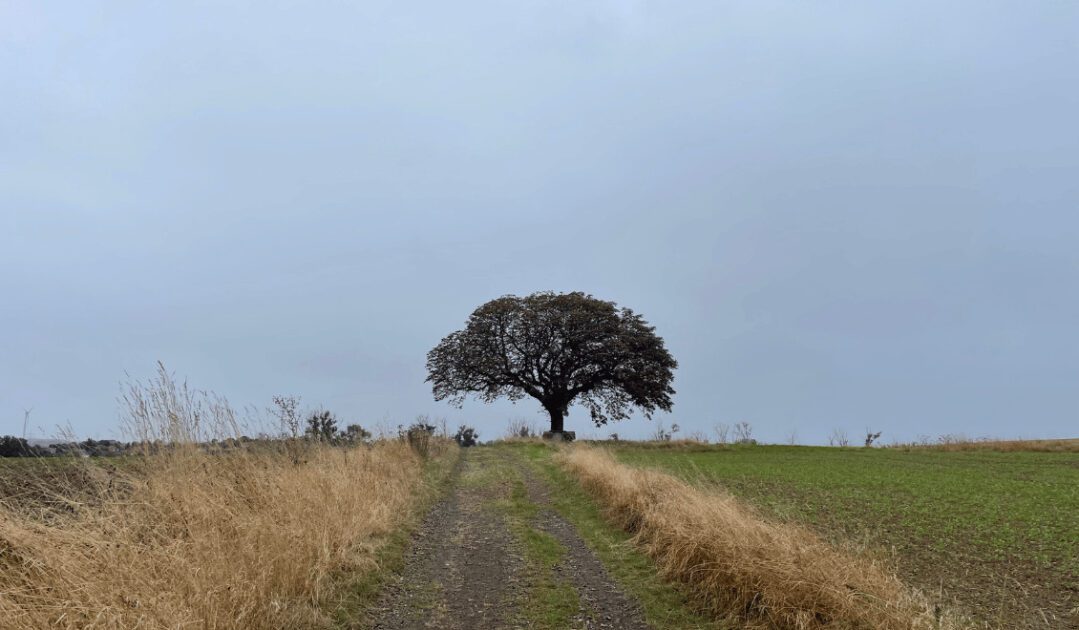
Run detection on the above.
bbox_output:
[505,443,730,630]
[607,443,1078,628]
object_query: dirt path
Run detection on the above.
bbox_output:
[368,447,651,630]
[509,455,651,630]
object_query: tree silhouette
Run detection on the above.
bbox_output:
[426,292,676,435]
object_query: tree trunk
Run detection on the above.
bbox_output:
[547,405,565,434]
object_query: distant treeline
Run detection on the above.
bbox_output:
[0,419,469,458]
[0,436,132,458]
[1,410,482,458]
[0,433,362,458]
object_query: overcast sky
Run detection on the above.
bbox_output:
[2,1,1077,443]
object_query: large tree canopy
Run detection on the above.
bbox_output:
[426,292,677,434]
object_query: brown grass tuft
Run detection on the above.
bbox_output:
[556,445,960,630]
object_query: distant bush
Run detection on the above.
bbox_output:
[401,418,437,458]
[651,422,680,442]
[828,428,849,447]
[0,436,34,457]
[343,424,372,443]
[505,417,537,439]
[453,425,479,447]
[402,417,437,435]
[864,430,882,447]
[305,410,339,442]
[733,421,753,444]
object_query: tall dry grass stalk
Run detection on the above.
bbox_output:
[557,446,960,630]
[0,366,446,628]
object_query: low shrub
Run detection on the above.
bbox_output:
[453,425,479,447]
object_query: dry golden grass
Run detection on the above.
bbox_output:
[0,441,437,629]
[557,445,961,630]
[890,437,1079,452]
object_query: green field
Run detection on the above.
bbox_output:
[605,443,1079,628]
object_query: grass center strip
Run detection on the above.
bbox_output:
[486,451,581,630]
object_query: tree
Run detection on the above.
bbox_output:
[305,410,339,441]
[426,292,677,435]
